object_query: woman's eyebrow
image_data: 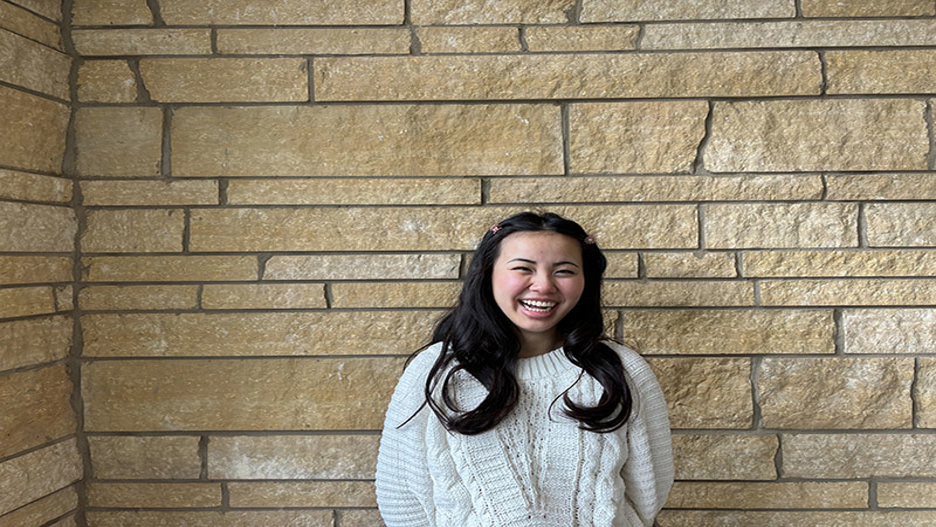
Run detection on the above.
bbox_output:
[507,257,580,268]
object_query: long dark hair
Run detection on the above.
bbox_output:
[415,211,632,435]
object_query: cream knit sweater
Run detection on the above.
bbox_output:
[375,340,674,527]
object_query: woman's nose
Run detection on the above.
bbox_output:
[530,274,557,292]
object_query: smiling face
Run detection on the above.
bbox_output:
[491,231,585,355]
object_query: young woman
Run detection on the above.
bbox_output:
[376,212,673,527]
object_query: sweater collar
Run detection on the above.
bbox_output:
[515,346,578,380]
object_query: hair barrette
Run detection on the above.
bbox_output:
[584,234,596,245]
[490,224,502,234]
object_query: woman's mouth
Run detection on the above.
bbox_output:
[519,299,558,313]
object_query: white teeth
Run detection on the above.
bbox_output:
[520,300,557,312]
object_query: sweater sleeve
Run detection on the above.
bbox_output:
[375,344,441,527]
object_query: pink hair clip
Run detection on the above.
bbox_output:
[584,234,596,245]
[490,224,502,234]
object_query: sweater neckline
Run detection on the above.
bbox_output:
[515,346,578,380]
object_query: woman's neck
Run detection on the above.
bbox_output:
[518,331,563,358]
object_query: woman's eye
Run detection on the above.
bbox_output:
[556,269,576,275]
[511,267,532,272]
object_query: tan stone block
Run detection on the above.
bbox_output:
[417,27,519,53]
[782,433,936,477]
[919,358,936,428]
[72,29,210,55]
[604,281,754,307]
[625,309,833,355]
[217,28,409,55]
[0,85,69,173]
[83,358,404,431]
[315,52,819,101]
[0,1,61,49]
[332,282,459,308]
[867,203,936,247]
[0,202,75,252]
[844,309,936,354]
[0,286,56,318]
[209,435,378,479]
[648,358,752,429]
[706,203,858,249]
[644,252,735,278]
[877,482,936,508]
[672,434,778,480]
[658,510,936,526]
[0,365,75,458]
[759,357,912,429]
[602,253,638,279]
[668,481,867,509]
[88,483,222,508]
[265,254,460,280]
[829,50,936,95]
[161,0,401,25]
[48,514,76,527]
[82,311,437,357]
[86,511,335,527]
[581,0,794,21]
[82,180,218,206]
[489,175,824,203]
[0,439,81,516]
[82,255,258,282]
[202,283,326,310]
[0,486,76,527]
[0,256,72,285]
[826,173,936,201]
[78,285,198,310]
[228,481,375,507]
[802,0,934,16]
[0,316,72,372]
[83,209,184,253]
[71,0,150,25]
[173,105,561,178]
[760,279,936,306]
[89,436,201,479]
[570,101,708,173]
[745,250,936,278]
[412,0,572,23]
[77,60,136,103]
[0,170,71,203]
[141,58,307,103]
[0,26,70,99]
[8,0,60,21]
[338,510,382,527]
[526,25,638,52]
[54,285,72,311]
[706,99,929,172]
[75,107,162,178]
[227,178,479,205]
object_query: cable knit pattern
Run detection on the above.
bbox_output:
[375,341,674,527]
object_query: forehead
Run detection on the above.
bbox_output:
[495,231,582,263]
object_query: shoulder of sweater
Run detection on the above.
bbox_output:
[602,339,653,378]
[388,342,444,413]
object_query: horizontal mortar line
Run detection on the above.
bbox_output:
[79,354,414,361]
[0,357,71,378]
[0,0,63,25]
[83,506,364,512]
[641,353,930,358]
[659,507,936,511]
[71,23,414,30]
[0,433,78,465]
[673,477,883,483]
[0,28,66,54]
[0,164,71,177]
[68,305,931,312]
[0,78,71,105]
[0,311,71,324]
[674,428,936,435]
[89,478,377,483]
[0,196,76,207]
[83,429,381,436]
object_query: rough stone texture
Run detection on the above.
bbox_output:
[0,202,76,252]
[75,107,162,178]
[209,435,379,479]
[783,434,936,478]
[705,99,929,172]
[160,0,402,25]
[828,50,936,95]
[877,482,936,508]
[672,434,778,480]
[8,0,60,21]
[581,0,794,21]
[802,0,934,17]
[83,358,404,430]
[604,281,754,307]
[0,85,69,173]
[85,511,335,527]
[140,58,308,103]
[919,358,936,428]
[82,311,437,357]
[88,483,222,508]
[228,481,375,507]
[0,439,82,516]
[78,285,198,310]
[826,173,936,201]
[217,28,410,54]
[866,203,936,247]
[0,256,72,285]
[843,309,936,354]
[0,486,76,527]
[201,283,327,310]
[745,250,936,277]
[603,253,639,278]
[339,510,383,527]
[647,358,752,429]
[82,209,184,253]
[0,170,72,203]
[48,514,76,527]
[624,309,833,355]
[315,52,819,101]
[0,365,76,458]
[76,60,136,103]
[82,180,218,206]
[0,286,56,319]
[72,29,211,55]
[667,481,868,509]
[54,285,72,312]
[0,29,69,99]
[82,256,258,282]
[70,0,151,25]
[643,20,936,50]
[658,511,936,526]
[0,316,72,372]
[525,25,638,52]
[706,203,858,249]
[411,0,572,23]
[88,436,201,479]
[489,175,823,203]
[226,178,479,205]
[760,279,936,306]
[0,1,61,49]
[265,254,460,280]
[173,105,562,178]
[643,252,736,278]
[570,101,708,174]
[417,27,520,53]
[758,357,913,429]
[331,282,460,308]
